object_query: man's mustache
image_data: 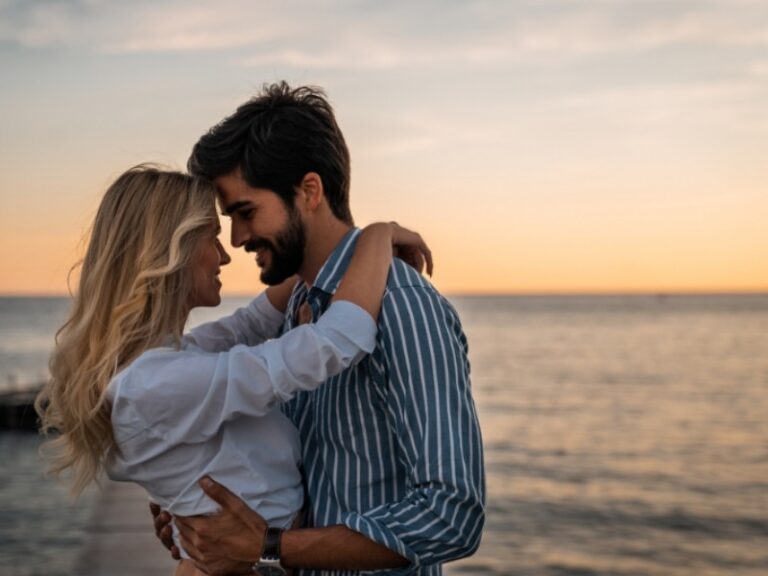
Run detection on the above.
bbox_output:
[245,238,276,253]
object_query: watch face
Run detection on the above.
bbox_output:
[255,566,286,576]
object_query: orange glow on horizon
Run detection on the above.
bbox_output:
[2,2,767,297]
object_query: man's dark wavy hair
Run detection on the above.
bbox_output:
[188,81,353,224]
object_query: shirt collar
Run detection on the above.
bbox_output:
[309,227,361,297]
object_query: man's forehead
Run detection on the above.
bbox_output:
[218,198,252,216]
[214,171,250,211]
[214,170,244,190]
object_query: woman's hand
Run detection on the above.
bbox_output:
[333,222,434,321]
[378,222,434,276]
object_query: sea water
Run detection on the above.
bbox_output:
[1,294,767,575]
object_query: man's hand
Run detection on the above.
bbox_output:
[174,477,266,576]
[149,502,180,560]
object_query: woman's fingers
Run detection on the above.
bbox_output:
[395,246,426,275]
[297,302,312,325]
[421,243,434,276]
[411,249,426,274]
[389,223,434,277]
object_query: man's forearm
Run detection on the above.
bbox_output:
[281,525,409,571]
[176,477,412,575]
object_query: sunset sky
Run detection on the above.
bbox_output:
[1,0,766,295]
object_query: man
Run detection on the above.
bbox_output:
[154,82,485,575]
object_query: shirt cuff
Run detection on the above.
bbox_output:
[315,300,378,355]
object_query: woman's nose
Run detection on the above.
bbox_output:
[218,240,232,266]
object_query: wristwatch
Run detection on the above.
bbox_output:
[252,527,286,576]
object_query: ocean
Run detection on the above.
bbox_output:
[1,294,767,575]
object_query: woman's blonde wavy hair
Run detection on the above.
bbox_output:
[36,165,217,497]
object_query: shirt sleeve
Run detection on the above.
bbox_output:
[116,301,376,443]
[181,292,285,352]
[339,286,486,568]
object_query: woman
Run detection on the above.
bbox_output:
[36,165,431,575]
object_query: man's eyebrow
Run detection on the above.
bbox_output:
[222,200,251,216]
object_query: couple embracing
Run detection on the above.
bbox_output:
[38,82,485,576]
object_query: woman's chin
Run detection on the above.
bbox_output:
[209,285,223,306]
[196,295,222,309]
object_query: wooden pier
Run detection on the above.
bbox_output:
[0,387,40,430]
[1,384,176,573]
[74,480,177,575]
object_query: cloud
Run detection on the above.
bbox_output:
[0,1,78,47]
[548,78,765,137]
[239,41,415,71]
[0,0,297,52]
[747,60,768,77]
[1,0,768,69]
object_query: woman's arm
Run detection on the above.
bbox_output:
[182,294,284,352]
[122,225,432,444]
[119,301,377,443]
[183,222,431,352]
[333,223,432,321]
[183,277,298,352]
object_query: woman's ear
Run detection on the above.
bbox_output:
[299,172,323,211]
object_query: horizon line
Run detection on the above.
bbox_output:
[2,288,767,299]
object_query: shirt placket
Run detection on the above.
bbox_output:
[306,287,332,322]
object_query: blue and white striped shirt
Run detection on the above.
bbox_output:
[281,229,485,576]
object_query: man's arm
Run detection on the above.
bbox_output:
[174,477,407,575]
[333,280,486,565]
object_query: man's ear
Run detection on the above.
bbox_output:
[298,172,323,211]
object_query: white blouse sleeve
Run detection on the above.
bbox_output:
[181,292,285,352]
[113,300,375,444]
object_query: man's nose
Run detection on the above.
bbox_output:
[230,220,248,248]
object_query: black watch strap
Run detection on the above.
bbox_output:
[262,527,283,561]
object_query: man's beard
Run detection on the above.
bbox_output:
[246,205,306,285]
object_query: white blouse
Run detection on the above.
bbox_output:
[105,294,376,554]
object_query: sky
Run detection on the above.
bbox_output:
[0,0,766,295]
